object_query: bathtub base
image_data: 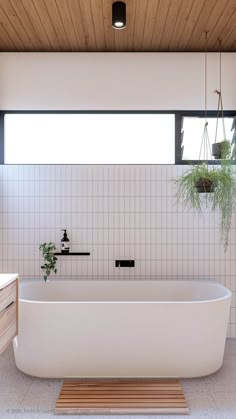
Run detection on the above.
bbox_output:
[14,351,224,379]
[13,303,226,378]
[14,344,224,379]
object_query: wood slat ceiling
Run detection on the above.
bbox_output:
[0,0,236,52]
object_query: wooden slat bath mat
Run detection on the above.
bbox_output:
[55,379,189,415]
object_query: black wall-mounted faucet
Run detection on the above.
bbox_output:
[115,260,135,268]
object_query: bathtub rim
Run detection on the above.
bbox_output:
[18,278,232,305]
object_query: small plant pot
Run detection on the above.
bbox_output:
[195,178,215,193]
[212,142,223,159]
[212,141,231,159]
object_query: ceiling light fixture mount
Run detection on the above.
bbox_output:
[112,1,126,30]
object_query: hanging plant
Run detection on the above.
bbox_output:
[175,163,236,249]
[212,42,232,160]
[212,90,232,159]
[176,127,236,252]
[175,32,236,250]
[212,139,231,160]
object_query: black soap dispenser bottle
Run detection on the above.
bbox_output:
[61,229,70,254]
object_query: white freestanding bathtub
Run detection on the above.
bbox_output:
[13,279,231,378]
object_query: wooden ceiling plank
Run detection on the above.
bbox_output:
[0,1,25,50]
[209,0,236,49]
[44,0,71,50]
[220,18,236,50]
[0,27,15,51]
[232,39,236,49]
[169,0,195,50]
[121,0,135,52]
[188,0,230,51]
[114,28,125,51]
[176,0,205,50]
[0,8,21,51]
[133,0,147,51]
[53,0,78,51]
[0,0,36,50]
[20,0,52,50]
[186,0,224,51]
[42,0,70,50]
[158,0,184,50]
[32,0,62,50]
[222,27,236,50]
[90,0,106,51]
[101,0,114,51]
[9,0,44,50]
[151,0,171,50]
[79,0,97,51]
[67,0,88,51]
[142,0,160,51]
[132,0,148,51]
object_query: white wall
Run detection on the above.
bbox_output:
[0,164,235,337]
[0,53,236,110]
[0,53,235,337]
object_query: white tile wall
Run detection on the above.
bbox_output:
[0,165,235,336]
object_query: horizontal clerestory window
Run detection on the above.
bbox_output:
[2,112,175,164]
[1,111,235,164]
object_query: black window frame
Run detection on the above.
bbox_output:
[175,110,236,165]
[0,110,235,165]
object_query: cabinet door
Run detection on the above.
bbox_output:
[0,280,18,354]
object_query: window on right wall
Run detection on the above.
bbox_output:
[175,112,236,164]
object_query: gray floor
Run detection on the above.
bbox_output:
[0,340,236,418]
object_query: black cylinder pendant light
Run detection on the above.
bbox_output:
[112,1,126,29]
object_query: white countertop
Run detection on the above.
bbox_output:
[0,274,19,289]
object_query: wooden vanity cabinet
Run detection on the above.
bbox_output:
[0,278,18,354]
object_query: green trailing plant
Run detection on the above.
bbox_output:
[176,163,236,250]
[39,242,57,282]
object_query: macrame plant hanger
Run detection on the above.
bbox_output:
[212,38,227,159]
[199,31,212,163]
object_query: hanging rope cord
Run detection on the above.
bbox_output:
[214,40,227,143]
[199,31,211,162]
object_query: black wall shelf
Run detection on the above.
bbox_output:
[55,252,90,256]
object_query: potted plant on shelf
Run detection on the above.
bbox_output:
[39,242,57,282]
[175,161,236,250]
